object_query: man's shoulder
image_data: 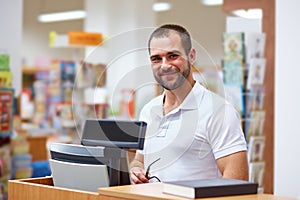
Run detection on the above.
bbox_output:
[139,95,163,120]
[195,82,227,107]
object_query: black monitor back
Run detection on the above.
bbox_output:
[81,119,147,150]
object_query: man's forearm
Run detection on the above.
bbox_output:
[129,158,144,170]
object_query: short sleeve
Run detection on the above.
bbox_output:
[207,103,247,160]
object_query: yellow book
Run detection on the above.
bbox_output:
[0,71,12,87]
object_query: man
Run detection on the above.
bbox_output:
[130,24,248,184]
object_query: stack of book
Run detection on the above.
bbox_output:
[222,32,245,116]
[0,51,14,199]
[0,144,11,199]
[10,130,32,179]
[244,33,266,193]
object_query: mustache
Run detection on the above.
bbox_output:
[158,68,179,76]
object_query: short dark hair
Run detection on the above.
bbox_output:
[148,24,192,55]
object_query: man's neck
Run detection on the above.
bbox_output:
[163,80,195,115]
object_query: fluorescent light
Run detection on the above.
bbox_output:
[232,9,262,19]
[201,0,223,6]
[38,10,86,23]
[152,2,172,12]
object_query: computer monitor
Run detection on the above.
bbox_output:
[49,142,131,187]
[49,158,110,192]
[81,119,147,149]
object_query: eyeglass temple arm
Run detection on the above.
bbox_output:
[145,158,161,178]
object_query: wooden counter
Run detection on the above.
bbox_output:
[8,177,296,200]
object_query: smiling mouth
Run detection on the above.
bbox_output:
[161,72,176,76]
[160,72,178,80]
[160,73,178,82]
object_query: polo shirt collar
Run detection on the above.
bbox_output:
[180,81,204,110]
[153,81,205,117]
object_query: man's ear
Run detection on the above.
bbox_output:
[189,48,196,64]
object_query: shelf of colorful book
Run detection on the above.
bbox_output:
[0,51,13,199]
[80,103,109,119]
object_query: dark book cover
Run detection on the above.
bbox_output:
[163,178,258,198]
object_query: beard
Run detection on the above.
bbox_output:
[154,62,191,91]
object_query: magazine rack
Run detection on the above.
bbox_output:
[222,0,275,194]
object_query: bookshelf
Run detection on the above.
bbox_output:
[0,52,15,199]
[222,0,275,194]
[21,62,109,141]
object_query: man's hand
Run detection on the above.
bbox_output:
[129,151,149,184]
[130,166,149,184]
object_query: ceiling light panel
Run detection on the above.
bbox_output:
[152,2,172,12]
[201,0,223,6]
[38,10,86,23]
[232,9,263,19]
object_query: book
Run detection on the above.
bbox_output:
[12,154,32,169]
[245,110,266,140]
[163,178,258,198]
[0,144,11,196]
[0,88,14,137]
[222,59,244,85]
[244,92,256,117]
[60,61,76,83]
[247,136,265,162]
[51,102,75,128]
[0,145,11,177]
[251,85,265,110]
[247,58,266,90]
[60,61,76,102]
[76,62,106,89]
[245,32,266,64]
[0,71,12,88]
[245,85,265,117]
[0,54,10,71]
[223,32,245,62]
[249,162,265,187]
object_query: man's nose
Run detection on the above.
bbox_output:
[161,57,171,70]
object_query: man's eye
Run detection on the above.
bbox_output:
[151,57,161,63]
[169,54,179,59]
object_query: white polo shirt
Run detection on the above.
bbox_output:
[139,82,247,182]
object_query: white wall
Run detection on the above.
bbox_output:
[0,0,23,96]
[275,0,300,198]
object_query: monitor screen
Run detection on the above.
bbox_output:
[49,142,131,186]
[81,119,147,149]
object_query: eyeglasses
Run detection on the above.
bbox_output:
[145,158,161,182]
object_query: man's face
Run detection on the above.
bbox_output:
[149,33,191,91]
